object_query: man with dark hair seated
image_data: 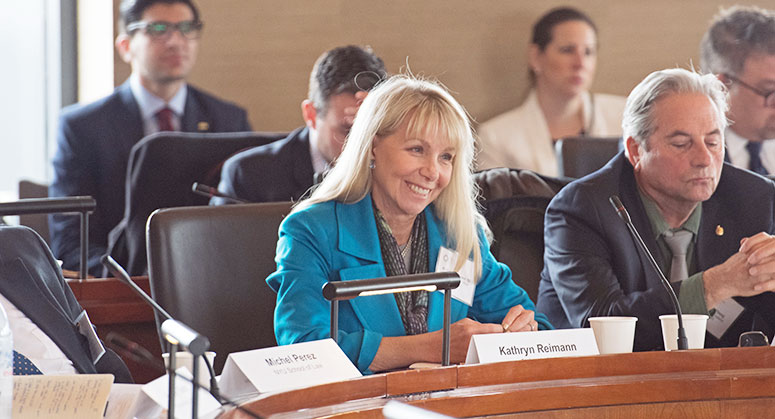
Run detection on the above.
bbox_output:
[50,0,251,276]
[212,45,387,204]
[0,225,132,382]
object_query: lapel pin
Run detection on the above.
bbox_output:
[197,121,209,131]
[715,225,724,236]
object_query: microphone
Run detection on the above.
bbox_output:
[191,182,248,204]
[105,333,263,419]
[608,195,688,351]
[101,255,220,398]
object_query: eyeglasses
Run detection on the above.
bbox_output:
[726,75,775,108]
[126,20,203,40]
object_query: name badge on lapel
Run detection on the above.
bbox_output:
[74,310,106,364]
[435,246,475,306]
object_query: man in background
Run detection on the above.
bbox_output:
[212,45,386,204]
[50,0,251,275]
[700,6,775,175]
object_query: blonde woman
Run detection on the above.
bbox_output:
[267,75,551,374]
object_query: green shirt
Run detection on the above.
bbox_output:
[638,190,709,315]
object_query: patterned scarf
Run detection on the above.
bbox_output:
[373,204,429,335]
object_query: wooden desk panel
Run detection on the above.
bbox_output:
[68,277,162,384]
[223,347,775,419]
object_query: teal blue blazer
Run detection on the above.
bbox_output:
[267,194,551,373]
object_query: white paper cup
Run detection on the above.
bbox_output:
[162,350,216,383]
[659,314,708,351]
[588,316,638,354]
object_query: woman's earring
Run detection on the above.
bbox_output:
[369,159,376,170]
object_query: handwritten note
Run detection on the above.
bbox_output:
[13,374,113,419]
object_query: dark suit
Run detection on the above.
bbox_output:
[49,81,251,275]
[213,127,314,204]
[0,225,132,382]
[537,151,775,350]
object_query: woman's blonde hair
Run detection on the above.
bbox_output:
[295,75,488,277]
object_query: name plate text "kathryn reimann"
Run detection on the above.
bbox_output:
[465,328,599,364]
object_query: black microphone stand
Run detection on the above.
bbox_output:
[191,182,249,204]
[609,195,688,350]
[102,255,213,418]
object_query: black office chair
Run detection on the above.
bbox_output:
[555,136,622,179]
[474,168,571,301]
[106,130,287,277]
[145,201,293,373]
[18,180,51,243]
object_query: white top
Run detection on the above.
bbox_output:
[0,294,77,375]
[476,89,626,176]
[724,128,775,175]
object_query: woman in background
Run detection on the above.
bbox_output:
[267,75,551,374]
[476,7,625,176]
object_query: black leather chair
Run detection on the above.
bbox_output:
[106,131,287,277]
[555,136,622,179]
[474,168,571,301]
[145,201,293,373]
[18,180,50,243]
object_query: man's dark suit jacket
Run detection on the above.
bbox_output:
[0,226,132,382]
[49,81,251,275]
[537,151,775,350]
[212,127,314,204]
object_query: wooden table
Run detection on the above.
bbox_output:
[68,276,161,384]
[222,346,775,418]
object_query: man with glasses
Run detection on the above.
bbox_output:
[212,45,387,205]
[700,6,775,176]
[50,0,251,276]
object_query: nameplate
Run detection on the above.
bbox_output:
[134,367,221,419]
[219,338,361,398]
[465,329,599,364]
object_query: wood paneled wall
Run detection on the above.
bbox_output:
[112,1,765,131]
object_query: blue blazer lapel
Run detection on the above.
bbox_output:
[335,195,405,336]
[335,198,467,335]
[696,166,747,269]
[116,82,145,148]
[618,155,666,290]
[181,86,213,132]
[0,258,96,374]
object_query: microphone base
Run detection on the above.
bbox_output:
[676,329,689,351]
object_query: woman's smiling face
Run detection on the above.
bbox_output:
[370,115,455,226]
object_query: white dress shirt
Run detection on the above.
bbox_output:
[129,73,188,136]
[725,128,775,174]
[0,294,77,375]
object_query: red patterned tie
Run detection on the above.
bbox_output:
[156,107,174,132]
